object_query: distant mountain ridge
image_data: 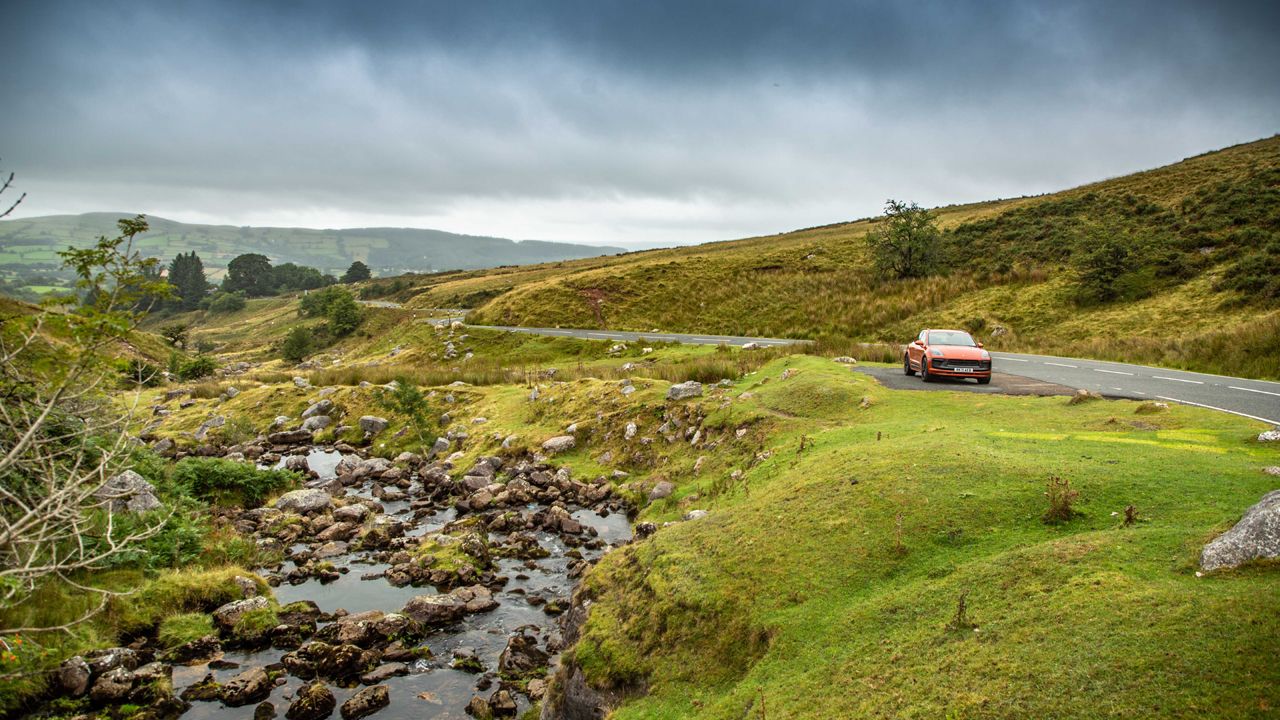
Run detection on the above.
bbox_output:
[0,212,626,276]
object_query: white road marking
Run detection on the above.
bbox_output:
[1156,396,1280,425]
[1134,391,1146,395]
[1154,376,1203,385]
[1094,368,1133,376]
[1229,385,1280,398]
[998,357,1029,362]
[1044,362,1077,368]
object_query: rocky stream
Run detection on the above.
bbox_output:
[53,437,635,720]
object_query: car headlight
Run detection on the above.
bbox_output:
[929,349,943,357]
[980,350,990,359]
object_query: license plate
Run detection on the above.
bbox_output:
[954,367,974,373]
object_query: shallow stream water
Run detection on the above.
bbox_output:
[169,448,633,718]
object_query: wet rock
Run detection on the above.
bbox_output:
[57,656,91,696]
[1201,489,1280,571]
[90,667,135,703]
[541,435,576,454]
[359,416,389,435]
[95,469,163,514]
[286,680,336,720]
[213,596,272,632]
[489,688,517,716]
[220,666,274,707]
[666,381,703,400]
[288,641,376,681]
[276,489,333,515]
[498,630,548,678]
[163,635,223,665]
[255,701,278,720]
[401,585,496,626]
[333,503,371,523]
[180,673,222,702]
[360,663,408,684]
[340,685,389,720]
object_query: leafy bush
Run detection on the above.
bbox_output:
[281,325,315,363]
[178,356,218,380]
[299,286,364,337]
[1073,235,1132,304]
[208,291,246,314]
[159,323,189,347]
[171,457,300,508]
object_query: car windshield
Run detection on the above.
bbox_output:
[928,331,976,347]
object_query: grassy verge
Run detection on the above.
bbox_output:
[556,356,1280,718]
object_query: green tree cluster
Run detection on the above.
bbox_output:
[865,199,945,279]
[166,251,208,311]
[221,253,336,297]
[341,260,372,283]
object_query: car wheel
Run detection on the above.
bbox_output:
[920,360,933,382]
[903,354,916,376]
[977,376,991,385]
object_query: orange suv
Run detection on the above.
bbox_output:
[904,329,992,384]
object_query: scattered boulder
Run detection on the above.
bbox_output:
[666,381,703,401]
[269,429,315,445]
[1067,389,1103,405]
[1259,427,1280,442]
[683,509,709,521]
[648,481,674,501]
[498,631,548,678]
[401,586,496,626]
[213,596,272,632]
[95,470,162,514]
[541,436,576,454]
[194,415,226,441]
[58,656,92,697]
[286,681,336,720]
[303,399,335,419]
[89,667,135,703]
[1134,401,1170,415]
[275,489,333,515]
[1265,467,1280,477]
[832,356,857,364]
[84,647,139,674]
[1201,489,1280,571]
[340,685,389,720]
[359,416,389,436]
[219,666,273,707]
[302,416,332,432]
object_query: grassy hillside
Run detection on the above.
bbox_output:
[366,136,1280,378]
[0,212,624,283]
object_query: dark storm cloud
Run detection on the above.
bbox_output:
[3,0,1278,244]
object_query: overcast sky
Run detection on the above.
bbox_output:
[3,1,1278,247]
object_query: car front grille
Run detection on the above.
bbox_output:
[932,359,991,370]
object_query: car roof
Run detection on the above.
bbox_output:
[927,328,970,334]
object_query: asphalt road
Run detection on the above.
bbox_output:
[464,324,1280,426]
[474,324,807,348]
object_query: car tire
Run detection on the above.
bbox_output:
[920,360,933,383]
[904,354,916,376]
[977,376,991,385]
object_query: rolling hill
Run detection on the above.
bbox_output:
[356,135,1280,378]
[0,213,625,280]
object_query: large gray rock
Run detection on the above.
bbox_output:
[95,470,163,514]
[89,667,135,703]
[359,416,389,436]
[541,436,576,455]
[58,656,91,696]
[302,415,332,432]
[287,681,335,720]
[302,399,334,419]
[401,586,496,626]
[275,489,333,515]
[212,595,272,632]
[194,415,226,441]
[1201,490,1280,571]
[666,381,703,401]
[648,481,675,501]
[269,428,314,445]
[1259,427,1280,442]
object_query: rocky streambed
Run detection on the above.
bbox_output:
[53,443,634,720]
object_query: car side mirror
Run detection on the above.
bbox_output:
[977,341,984,348]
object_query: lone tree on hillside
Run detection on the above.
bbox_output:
[222,253,276,297]
[864,199,944,279]
[341,260,371,284]
[1074,235,1132,303]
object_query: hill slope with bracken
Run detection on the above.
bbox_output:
[375,135,1280,378]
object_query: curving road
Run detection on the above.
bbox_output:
[464,324,1280,425]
